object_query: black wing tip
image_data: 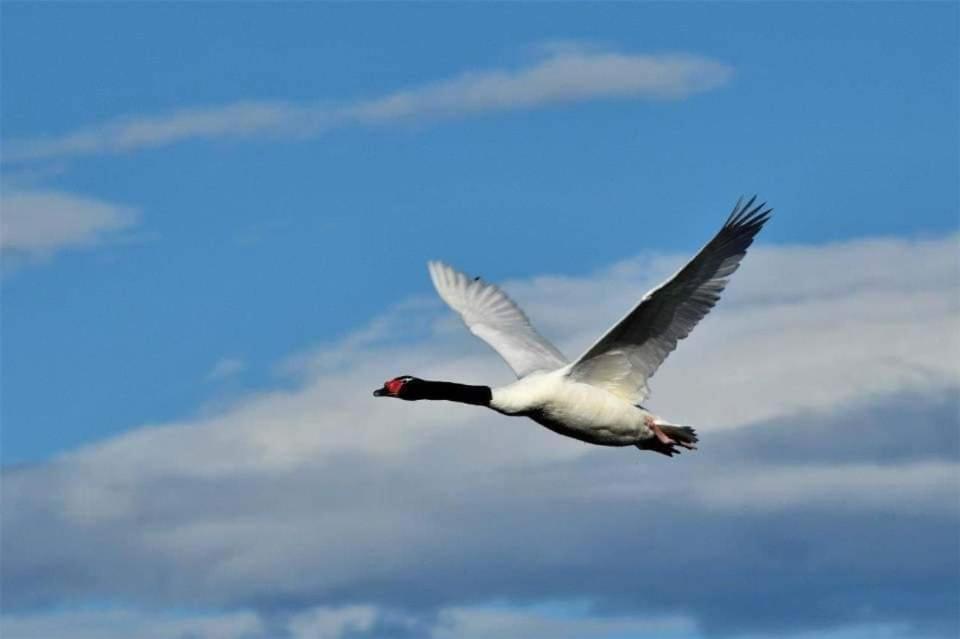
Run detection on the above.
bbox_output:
[725,194,773,231]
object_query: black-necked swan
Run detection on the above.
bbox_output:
[374,197,771,457]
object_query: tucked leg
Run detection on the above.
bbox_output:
[647,418,676,445]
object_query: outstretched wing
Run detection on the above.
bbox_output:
[569,196,772,403]
[428,261,568,378]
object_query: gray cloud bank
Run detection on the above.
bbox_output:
[3,47,732,163]
[2,234,958,638]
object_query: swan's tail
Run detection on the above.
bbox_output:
[636,425,699,457]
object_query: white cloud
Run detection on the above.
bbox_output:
[3,46,732,163]
[0,188,139,259]
[286,605,378,638]
[433,607,696,639]
[2,234,958,636]
[692,461,959,513]
[0,608,263,639]
[207,357,246,382]
[346,50,730,123]
[0,605,919,639]
[0,605,695,639]
[4,102,316,164]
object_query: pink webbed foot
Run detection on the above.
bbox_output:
[646,417,676,446]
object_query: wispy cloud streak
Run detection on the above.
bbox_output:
[3,47,732,163]
[206,357,246,382]
[0,189,139,260]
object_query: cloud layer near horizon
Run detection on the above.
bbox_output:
[2,234,958,638]
[3,47,732,163]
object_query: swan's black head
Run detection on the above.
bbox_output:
[373,375,421,399]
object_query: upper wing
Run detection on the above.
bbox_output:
[428,261,568,378]
[568,196,772,403]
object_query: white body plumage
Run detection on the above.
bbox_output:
[491,367,658,446]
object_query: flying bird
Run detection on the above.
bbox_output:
[374,197,772,456]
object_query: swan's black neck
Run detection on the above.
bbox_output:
[406,379,492,406]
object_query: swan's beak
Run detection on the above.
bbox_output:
[373,387,386,397]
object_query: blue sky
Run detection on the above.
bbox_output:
[1,3,958,639]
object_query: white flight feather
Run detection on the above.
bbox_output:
[427,261,568,378]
